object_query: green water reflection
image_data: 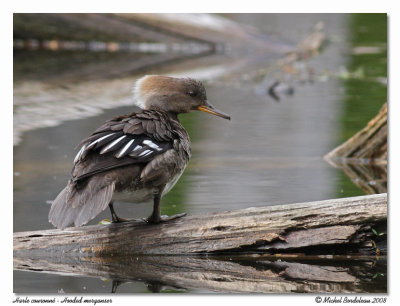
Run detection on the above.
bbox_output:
[13,13,387,294]
[334,13,387,198]
[340,13,387,140]
[161,112,201,216]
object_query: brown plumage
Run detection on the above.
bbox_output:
[49,75,230,229]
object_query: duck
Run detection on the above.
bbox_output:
[49,75,230,229]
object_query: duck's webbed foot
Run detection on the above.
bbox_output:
[109,202,129,223]
[146,212,187,224]
[146,188,187,224]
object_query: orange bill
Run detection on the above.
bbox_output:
[198,101,231,120]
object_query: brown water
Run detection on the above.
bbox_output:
[13,13,387,293]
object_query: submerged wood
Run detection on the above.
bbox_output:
[325,103,387,163]
[14,193,386,257]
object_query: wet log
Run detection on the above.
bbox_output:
[325,102,387,164]
[13,254,387,293]
[14,193,387,257]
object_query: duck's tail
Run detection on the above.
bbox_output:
[48,178,115,229]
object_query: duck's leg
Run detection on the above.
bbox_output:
[111,280,125,293]
[146,188,186,224]
[146,192,162,223]
[109,201,129,223]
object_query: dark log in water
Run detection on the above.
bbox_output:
[325,102,387,163]
[324,103,387,194]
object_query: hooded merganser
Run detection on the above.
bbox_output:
[49,75,230,229]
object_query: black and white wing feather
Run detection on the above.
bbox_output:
[71,111,174,182]
[49,111,178,229]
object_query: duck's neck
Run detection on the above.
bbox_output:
[166,111,179,122]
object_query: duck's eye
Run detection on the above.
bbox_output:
[187,91,197,97]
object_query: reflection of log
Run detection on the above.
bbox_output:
[14,194,386,257]
[13,194,387,293]
[13,254,387,293]
[280,21,325,65]
[324,103,387,194]
[330,162,387,195]
[325,103,387,163]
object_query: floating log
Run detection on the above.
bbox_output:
[324,103,387,194]
[325,102,387,164]
[14,193,386,257]
[13,194,387,293]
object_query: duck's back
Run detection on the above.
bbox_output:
[49,110,190,229]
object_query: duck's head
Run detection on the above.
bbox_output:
[133,75,230,120]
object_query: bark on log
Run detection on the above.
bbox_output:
[324,103,387,194]
[325,103,387,164]
[14,193,387,257]
[13,194,387,293]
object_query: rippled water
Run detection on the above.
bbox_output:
[13,13,387,293]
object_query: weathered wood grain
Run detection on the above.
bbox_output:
[13,194,387,293]
[14,193,387,257]
[325,103,387,163]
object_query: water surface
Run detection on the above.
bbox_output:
[13,13,387,293]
